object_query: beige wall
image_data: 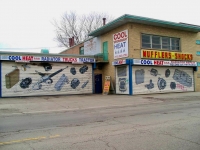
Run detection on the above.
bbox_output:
[61,43,84,55]
[100,23,200,92]
[100,24,129,88]
[195,33,200,91]
[58,23,200,92]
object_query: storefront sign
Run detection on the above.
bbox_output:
[103,76,111,95]
[196,51,200,56]
[112,59,126,65]
[0,55,95,63]
[133,59,197,66]
[196,40,200,45]
[141,50,193,61]
[113,30,128,59]
[133,59,154,65]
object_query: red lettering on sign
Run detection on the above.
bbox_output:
[154,60,163,65]
[143,50,147,57]
[22,56,33,61]
[63,58,77,62]
[113,31,127,41]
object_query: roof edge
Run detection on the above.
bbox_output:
[89,14,200,36]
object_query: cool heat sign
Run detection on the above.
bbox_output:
[113,30,128,59]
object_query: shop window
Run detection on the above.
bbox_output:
[142,34,151,48]
[79,46,84,55]
[141,34,180,51]
[152,36,161,49]
[162,37,170,49]
[171,38,180,50]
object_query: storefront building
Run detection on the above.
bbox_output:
[61,14,200,95]
[0,52,95,97]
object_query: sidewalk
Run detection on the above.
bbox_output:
[0,92,200,116]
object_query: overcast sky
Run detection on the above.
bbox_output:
[0,0,200,53]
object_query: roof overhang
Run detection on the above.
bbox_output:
[89,14,200,36]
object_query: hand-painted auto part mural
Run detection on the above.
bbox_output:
[81,80,89,89]
[116,66,129,94]
[20,77,32,89]
[132,66,194,94]
[54,74,69,91]
[135,69,145,84]
[172,69,192,87]
[1,62,93,97]
[79,65,88,74]
[70,67,76,75]
[145,79,154,89]
[5,66,20,89]
[118,78,127,92]
[157,77,167,90]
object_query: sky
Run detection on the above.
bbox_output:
[0,0,200,53]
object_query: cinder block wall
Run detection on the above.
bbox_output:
[195,33,200,91]
[100,23,200,92]
[100,24,129,88]
[60,43,84,55]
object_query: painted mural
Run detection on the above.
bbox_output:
[2,62,93,97]
[84,37,101,55]
[132,66,194,94]
[116,66,129,94]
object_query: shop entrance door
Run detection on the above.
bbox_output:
[95,74,102,93]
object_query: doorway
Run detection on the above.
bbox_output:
[94,74,102,93]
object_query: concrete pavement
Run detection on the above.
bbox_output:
[0,92,200,116]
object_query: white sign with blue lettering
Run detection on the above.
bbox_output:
[0,55,95,63]
[133,59,197,66]
[133,59,154,65]
[112,60,126,65]
[113,30,128,59]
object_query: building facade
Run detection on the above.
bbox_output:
[61,14,200,95]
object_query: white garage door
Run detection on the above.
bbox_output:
[1,62,93,97]
[115,65,129,94]
[132,66,194,94]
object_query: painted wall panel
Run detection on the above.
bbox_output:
[84,37,101,55]
[1,62,93,97]
[132,66,194,94]
[116,65,129,94]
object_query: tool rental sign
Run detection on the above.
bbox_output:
[113,30,128,59]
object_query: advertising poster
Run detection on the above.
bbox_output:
[113,30,128,59]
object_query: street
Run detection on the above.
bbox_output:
[0,93,200,150]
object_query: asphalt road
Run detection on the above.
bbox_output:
[0,98,200,150]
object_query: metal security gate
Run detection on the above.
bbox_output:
[132,66,194,94]
[1,61,93,97]
[115,65,129,94]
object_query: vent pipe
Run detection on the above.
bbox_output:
[103,18,106,25]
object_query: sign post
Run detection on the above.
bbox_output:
[103,76,115,95]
